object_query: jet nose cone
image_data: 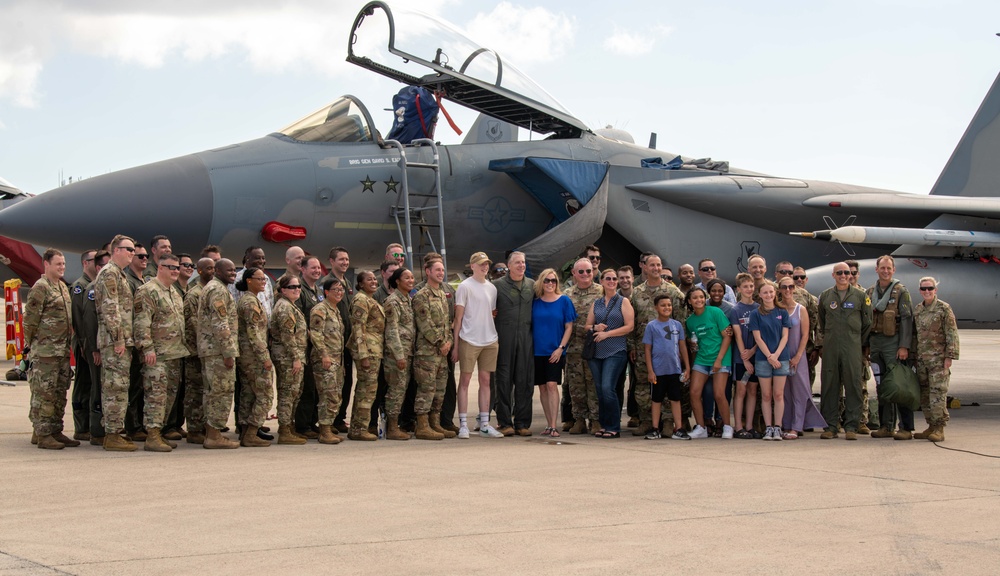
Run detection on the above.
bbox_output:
[0,154,214,253]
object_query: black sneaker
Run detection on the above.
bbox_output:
[644,429,662,440]
[671,429,691,441]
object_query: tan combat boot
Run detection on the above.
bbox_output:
[277,424,307,445]
[429,412,457,438]
[913,424,934,439]
[103,433,137,452]
[143,428,173,452]
[631,421,653,437]
[856,423,872,434]
[589,420,602,435]
[186,428,206,444]
[439,418,460,434]
[926,424,945,442]
[317,425,342,445]
[870,427,894,438]
[36,434,65,450]
[385,417,410,441]
[415,414,444,440]
[348,424,377,441]
[30,432,37,445]
[568,418,588,435]
[893,430,913,440]
[52,431,80,446]
[203,425,239,449]
[241,425,271,447]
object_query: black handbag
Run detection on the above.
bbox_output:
[581,295,618,360]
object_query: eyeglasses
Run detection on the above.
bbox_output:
[835,270,851,276]
[117,246,135,253]
[779,284,796,290]
[776,269,793,275]
[163,264,181,271]
[588,255,601,261]
[576,269,593,275]
[83,257,95,263]
[250,275,267,281]
[664,276,673,281]
[285,285,301,290]
[792,275,807,280]
[602,276,618,282]
[391,252,404,258]
[542,278,559,284]
[136,254,149,260]
[919,286,936,291]
[850,270,859,276]
[494,268,507,274]
[699,266,716,272]
[329,286,345,292]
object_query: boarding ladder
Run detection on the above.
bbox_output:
[384,139,448,274]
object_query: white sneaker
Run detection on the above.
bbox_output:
[721,425,734,439]
[689,425,708,439]
[773,428,784,441]
[458,426,470,439]
[481,424,504,438]
[764,426,775,441]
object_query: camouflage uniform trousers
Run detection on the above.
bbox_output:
[100,345,132,433]
[413,354,448,415]
[274,357,304,426]
[351,359,379,432]
[237,358,274,428]
[384,357,411,417]
[565,352,598,422]
[184,357,206,433]
[28,356,71,436]
[916,359,950,426]
[202,355,236,430]
[632,355,692,430]
[313,361,344,426]
[141,358,181,429]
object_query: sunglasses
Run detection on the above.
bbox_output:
[835,270,851,276]
[543,278,559,284]
[588,255,601,261]
[118,246,135,253]
[919,286,936,291]
[792,275,807,280]
[850,270,859,276]
[162,264,181,271]
[664,276,673,281]
[699,266,716,272]
[576,269,593,275]
[776,269,793,275]
[180,262,195,268]
[602,276,618,282]
[285,284,302,289]
[136,254,149,260]
[494,268,507,273]
[780,284,796,290]
[391,252,404,258]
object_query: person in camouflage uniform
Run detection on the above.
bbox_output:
[412,257,452,440]
[564,258,603,434]
[94,235,138,452]
[133,253,187,452]
[311,277,346,445]
[81,250,109,443]
[24,248,75,450]
[68,249,98,441]
[270,274,309,445]
[347,270,385,441]
[912,277,959,443]
[627,254,687,436]
[123,243,149,440]
[197,258,240,449]
[182,258,214,444]
[235,266,273,448]
[382,268,416,441]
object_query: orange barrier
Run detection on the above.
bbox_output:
[5,279,24,360]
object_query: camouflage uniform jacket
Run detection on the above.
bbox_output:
[23,276,72,358]
[237,293,270,362]
[309,298,344,365]
[319,272,355,340]
[94,261,134,349]
[565,282,603,354]
[69,273,93,351]
[413,279,455,320]
[270,296,307,364]
[383,289,415,362]
[913,298,960,362]
[348,291,385,361]
[197,277,238,359]
[134,278,188,361]
[413,284,452,356]
[627,280,686,354]
[183,281,205,357]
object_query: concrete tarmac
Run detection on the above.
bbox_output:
[2,330,999,575]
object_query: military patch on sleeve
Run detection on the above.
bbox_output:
[87,290,95,301]
[865,297,871,306]
[214,301,227,317]
[73,286,83,295]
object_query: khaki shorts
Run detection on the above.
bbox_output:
[458,339,499,374]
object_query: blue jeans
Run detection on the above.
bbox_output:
[588,350,628,433]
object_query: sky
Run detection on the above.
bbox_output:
[2,0,1000,196]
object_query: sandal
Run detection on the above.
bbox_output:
[600,431,620,439]
[541,427,552,436]
[594,429,606,438]
[781,431,798,440]
[735,429,751,439]
[550,429,561,438]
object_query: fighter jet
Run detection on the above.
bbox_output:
[1,1,998,326]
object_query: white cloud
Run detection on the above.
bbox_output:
[464,2,575,64]
[602,24,672,56]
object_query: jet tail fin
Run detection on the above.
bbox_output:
[929,71,1000,197]
[461,114,516,145]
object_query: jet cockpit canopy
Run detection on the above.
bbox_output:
[277,95,377,143]
[347,1,589,139]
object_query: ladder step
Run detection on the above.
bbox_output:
[407,193,440,198]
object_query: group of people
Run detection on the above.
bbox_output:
[22,237,960,453]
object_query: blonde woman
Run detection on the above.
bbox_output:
[531,268,576,436]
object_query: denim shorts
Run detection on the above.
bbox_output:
[754,359,790,378]
[692,364,731,376]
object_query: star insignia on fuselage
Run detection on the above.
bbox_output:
[360,176,375,193]
[384,176,399,194]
